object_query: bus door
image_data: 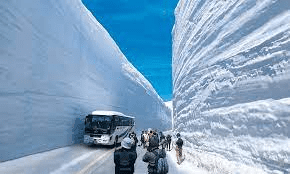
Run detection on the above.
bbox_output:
[113,115,122,135]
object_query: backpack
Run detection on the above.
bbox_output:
[153,150,169,174]
[176,138,183,147]
[117,152,134,173]
[149,134,159,147]
[119,152,131,166]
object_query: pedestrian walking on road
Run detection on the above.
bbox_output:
[144,130,150,148]
[159,132,166,149]
[129,132,138,151]
[175,133,183,165]
[114,137,137,174]
[143,135,167,174]
[166,134,172,151]
[159,132,165,142]
[141,131,145,148]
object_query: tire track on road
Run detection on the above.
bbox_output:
[77,149,114,174]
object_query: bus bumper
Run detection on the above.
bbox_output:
[84,135,112,145]
[84,135,94,144]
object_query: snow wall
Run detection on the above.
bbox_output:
[0,0,171,161]
[172,0,290,173]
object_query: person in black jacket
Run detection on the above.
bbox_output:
[175,133,183,164]
[159,132,165,142]
[129,132,138,151]
[143,135,166,174]
[159,132,166,149]
[166,134,172,151]
[114,137,137,174]
[141,131,145,148]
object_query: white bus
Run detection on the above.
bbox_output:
[84,110,135,146]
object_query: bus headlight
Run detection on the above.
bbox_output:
[102,135,110,141]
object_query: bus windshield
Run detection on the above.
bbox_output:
[85,115,113,134]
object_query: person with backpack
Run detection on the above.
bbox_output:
[143,135,168,174]
[175,133,183,165]
[166,134,172,151]
[114,137,137,174]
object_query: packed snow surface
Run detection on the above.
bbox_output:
[172,0,290,173]
[0,0,170,161]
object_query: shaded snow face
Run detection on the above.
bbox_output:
[0,0,171,161]
[172,0,290,173]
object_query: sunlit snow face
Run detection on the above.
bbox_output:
[82,0,178,101]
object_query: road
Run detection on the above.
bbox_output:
[0,144,207,174]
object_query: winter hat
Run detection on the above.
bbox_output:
[148,128,152,133]
[121,137,133,149]
[176,133,181,137]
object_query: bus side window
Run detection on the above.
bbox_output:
[120,117,125,126]
[124,117,130,126]
[129,118,132,126]
[115,116,122,126]
[120,117,124,126]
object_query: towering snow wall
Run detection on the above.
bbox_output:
[0,0,171,161]
[172,0,290,172]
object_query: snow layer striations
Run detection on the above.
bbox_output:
[172,0,290,173]
[0,0,171,161]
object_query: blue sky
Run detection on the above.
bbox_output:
[82,0,178,101]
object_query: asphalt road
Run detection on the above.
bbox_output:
[0,144,207,174]
[80,144,192,174]
[76,144,182,174]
